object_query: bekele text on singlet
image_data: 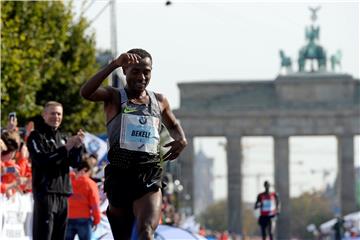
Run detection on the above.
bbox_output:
[120,114,160,154]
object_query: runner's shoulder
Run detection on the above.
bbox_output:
[154,92,169,103]
[154,92,170,111]
[154,92,163,99]
[104,86,121,102]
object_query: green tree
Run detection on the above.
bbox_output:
[1,1,105,133]
[198,199,228,232]
[198,192,334,238]
[243,207,258,237]
[198,200,258,236]
[291,191,334,239]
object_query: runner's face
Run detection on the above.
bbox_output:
[125,57,152,93]
[43,105,63,129]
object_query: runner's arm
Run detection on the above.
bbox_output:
[254,195,261,209]
[80,53,142,102]
[157,94,187,160]
[80,61,117,102]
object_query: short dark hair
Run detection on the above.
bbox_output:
[264,181,270,187]
[77,159,92,172]
[89,153,98,160]
[127,48,152,62]
[1,131,19,155]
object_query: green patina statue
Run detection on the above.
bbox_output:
[279,6,343,74]
[279,50,292,73]
[298,6,327,72]
[330,50,342,72]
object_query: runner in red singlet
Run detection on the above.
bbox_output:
[254,181,280,240]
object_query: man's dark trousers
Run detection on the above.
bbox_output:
[33,194,68,240]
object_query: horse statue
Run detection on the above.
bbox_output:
[279,50,292,74]
[330,50,342,72]
[298,25,327,72]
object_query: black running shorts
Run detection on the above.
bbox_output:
[258,215,275,227]
[104,163,163,208]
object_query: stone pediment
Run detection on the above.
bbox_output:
[176,74,359,114]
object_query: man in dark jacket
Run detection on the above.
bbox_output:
[27,101,84,240]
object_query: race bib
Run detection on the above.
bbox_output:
[120,114,160,154]
[262,199,275,212]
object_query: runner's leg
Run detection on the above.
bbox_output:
[258,216,267,240]
[133,189,162,240]
[107,204,134,240]
[268,217,274,240]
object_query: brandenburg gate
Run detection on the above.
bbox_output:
[175,8,359,239]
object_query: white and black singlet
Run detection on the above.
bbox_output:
[106,88,162,168]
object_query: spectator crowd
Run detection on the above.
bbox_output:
[0,113,105,239]
[1,112,233,239]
